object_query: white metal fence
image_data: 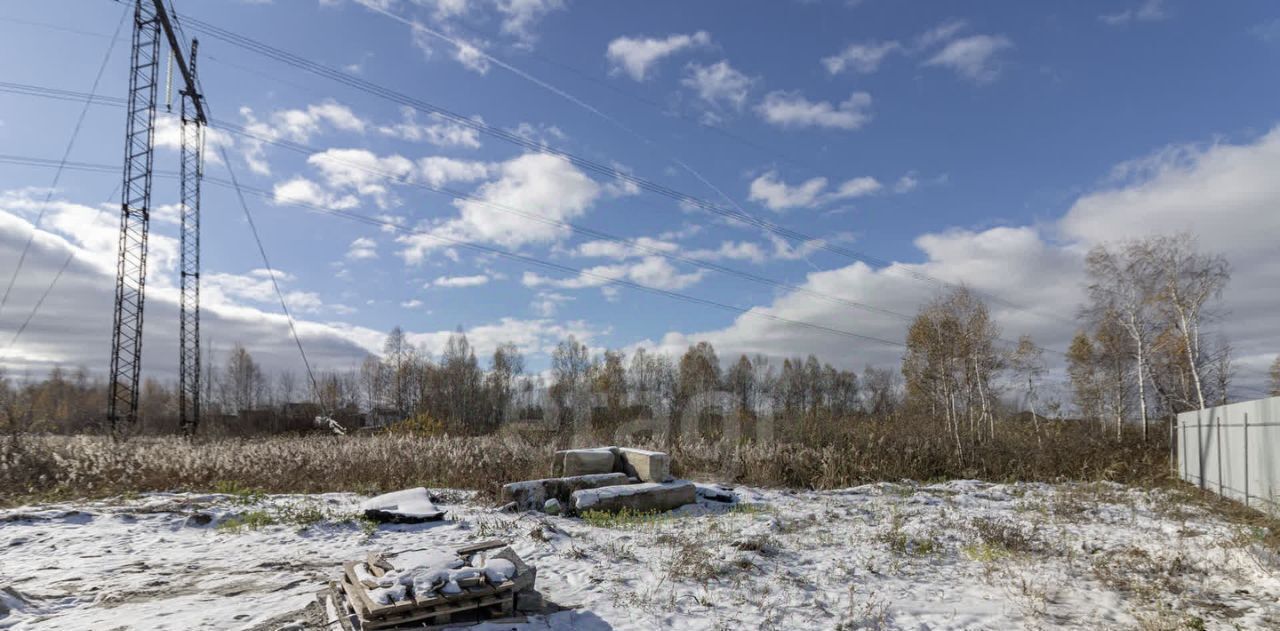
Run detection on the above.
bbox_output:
[1178,396,1280,514]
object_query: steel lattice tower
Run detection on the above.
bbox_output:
[107,0,162,436]
[178,39,204,436]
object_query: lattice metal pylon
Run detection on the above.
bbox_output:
[107,0,161,436]
[178,39,203,436]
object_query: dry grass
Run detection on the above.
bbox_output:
[1,417,1172,507]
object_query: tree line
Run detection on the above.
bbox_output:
[2,232,1271,443]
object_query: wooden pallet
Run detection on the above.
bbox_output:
[338,545,520,630]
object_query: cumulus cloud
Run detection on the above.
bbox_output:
[748,172,828,211]
[273,177,361,210]
[915,19,968,49]
[530,291,572,317]
[417,156,494,188]
[606,31,711,81]
[687,240,768,264]
[923,34,1013,84]
[495,0,565,44]
[346,237,378,260]
[1100,0,1168,26]
[574,237,680,260]
[0,188,607,376]
[639,126,1280,396]
[748,171,882,211]
[432,274,490,288]
[377,107,483,149]
[756,91,873,131]
[822,41,901,75]
[238,101,368,175]
[306,149,416,208]
[398,153,601,263]
[681,60,753,112]
[523,256,706,292]
[153,114,234,165]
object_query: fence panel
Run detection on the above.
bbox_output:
[1178,396,1280,514]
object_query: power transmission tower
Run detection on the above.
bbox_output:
[178,39,204,436]
[107,0,205,437]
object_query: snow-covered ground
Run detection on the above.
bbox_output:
[2,480,1278,630]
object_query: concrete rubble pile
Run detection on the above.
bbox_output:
[500,446,696,515]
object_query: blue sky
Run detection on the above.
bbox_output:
[1,0,1279,394]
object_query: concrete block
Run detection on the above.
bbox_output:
[501,472,629,511]
[618,448,672,482]
[553,447,619,477]
[515,590,543,613]
[571,480,696,514]
[491,546,536,592]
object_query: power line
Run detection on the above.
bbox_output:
[177,14,1079,328]
[0,81,127,106]
[210,140,325,409]
[5,183,121,350]
[205,181,912,351]
[207,118,1071,356]
[3,150,911,352]
[0,78,1004,347]
[0,143,1069,359]
[0,6,128,323]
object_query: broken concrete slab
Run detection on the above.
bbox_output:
[501,473,629,511]
[618,448,672,483]
[551,447,620,477]
[360,487,445,523]
[696,484,738,504]
[571,480,696,514]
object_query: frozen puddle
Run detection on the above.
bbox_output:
[2,482,1279,629]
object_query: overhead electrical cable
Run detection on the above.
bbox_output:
[0,6,128,323]
[176,14,1079,328]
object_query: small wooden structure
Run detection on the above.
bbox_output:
[324,540,534,630]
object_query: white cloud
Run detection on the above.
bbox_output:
[433,274,490,288]
[638,126,1280,397]
[453,38,491,74]
[606,31,711,81]
[417,0,471,20]
[523,256,706,291]
[398,153,601,262]
[273,177,360,210]
[1100,0,1168,26]
[417,156,494,188]
[204,269,325,314]
[238,101,368,175]
[832,176,882,199]
[756,91,873,131]
[924,34,1013,84]
[377,107,483,149]
[346,237,378,260]
[530,291,572,316]
[574,237,680,260]
[495,0,565,44]
[403,316,602,359]
[748,171,881,211]
[893,173,920,194]
[400,299,424,308]
[153,114,233,165]
[749,171,828,211]
[306,149,416,208]
[822,41,901,75]
[916,19,968,49]
[687,240,768,264]
[0,188,612,376]
[767,234,830,261]
[681,60,753,117]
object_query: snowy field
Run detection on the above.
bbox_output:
[2,480,1279,630]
